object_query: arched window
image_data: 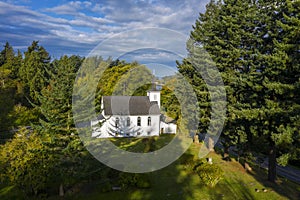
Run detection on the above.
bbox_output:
[147,116,151,126]
[115,117,119,128]
[137,117,141,126]
[127,117,130,126]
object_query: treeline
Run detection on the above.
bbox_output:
[0,41,151,197]
[159,0,300,183]
[0,0,299,197]
[175,0,299,182]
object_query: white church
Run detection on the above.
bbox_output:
[91,89,177,138]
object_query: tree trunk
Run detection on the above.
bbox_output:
[224,144,229,158]
[268,143,277,182]
[59,183,64,197]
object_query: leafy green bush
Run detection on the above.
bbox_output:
[118,173,151,189]
[178,153,197,171]
[136,174,151,189]
[118,173,135,188]
[101,182,112,193]
[0,128,54,196]
[193,162,224,187]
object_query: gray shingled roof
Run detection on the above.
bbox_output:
[102,96,160,116]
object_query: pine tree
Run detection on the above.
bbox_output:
[255,0,300,181]
[0,42,21,134]
[38,55,86,192]
[187,0,299,181]
[183,0,261,152]
[19,41,51,103]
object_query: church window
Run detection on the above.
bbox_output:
[127,117,130,126]
[115,117,119,128]
[148,117,151,126]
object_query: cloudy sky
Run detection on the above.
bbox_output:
[0,0,209,69]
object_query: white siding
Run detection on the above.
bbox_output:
[91,115,160,138]
[160,121,177,134]
[147,91,161,108]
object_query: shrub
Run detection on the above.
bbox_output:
[0,128,55,196]
[118,173,135,188]
[179,153,195,165]
[179,154,207,173]
[101,182,112,193]
[118,173,151,189]
[136,174,151,189]
[194,162,224,188]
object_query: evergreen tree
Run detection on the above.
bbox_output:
[0,42,16,87]
[0,42,20,134]
[187,0,299,181]
[255,0,300,181]
[38,55,86,193]
[0,42,14,67]
[19,41,51,103]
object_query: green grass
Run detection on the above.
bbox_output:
[0,184,26,200]
[2,135,300,200]
[110,134,175,152]
[65,138,300,200]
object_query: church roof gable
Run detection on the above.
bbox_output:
[102,96,160,116]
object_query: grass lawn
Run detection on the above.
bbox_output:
[65,136,300,200]
[1,135,300,200]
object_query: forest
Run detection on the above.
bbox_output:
[0,0,299,199]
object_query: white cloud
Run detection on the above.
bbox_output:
[44,1,93,15]
[0,0,210,59]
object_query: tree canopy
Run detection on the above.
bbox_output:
[184,0,300,182]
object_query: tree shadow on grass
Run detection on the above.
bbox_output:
[70,141,203,200]
[246,166,300,200]
[214,148,300,200]
[66,139,299,200]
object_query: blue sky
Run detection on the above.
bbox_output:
[0,0,209,68]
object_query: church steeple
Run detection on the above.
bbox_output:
[152,69,156,90]
[147,69,161,108]
[147,90,161,109]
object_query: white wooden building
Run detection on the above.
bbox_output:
[91,90,177,138]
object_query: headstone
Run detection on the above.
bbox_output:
[245,162,252,171]
[207,157,213,164]
[112,186,121,191]
[59,184,64,196]
[193,134,199,144]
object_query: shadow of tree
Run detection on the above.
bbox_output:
[246,166,300,200]
[0,86,16,143]
[213,149,300,200]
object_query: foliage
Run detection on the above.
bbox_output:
[94,61,152,112]
[1,138,300,199]
[160,77,180,120]
[19,41,51,103]
[193,162,224,188]
[178,153,196,171]
[186,0,300,181]
[36,55,103,192]
[101,182,112,193]
[0,128,54,196]
[0,42,35,140]
[8,104,39,127]
[118,173,151,189]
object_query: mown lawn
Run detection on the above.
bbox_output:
[1,135,300,200]
[65,136,300,200]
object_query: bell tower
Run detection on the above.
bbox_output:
[147,90,161,109]
[147,69,161,108]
